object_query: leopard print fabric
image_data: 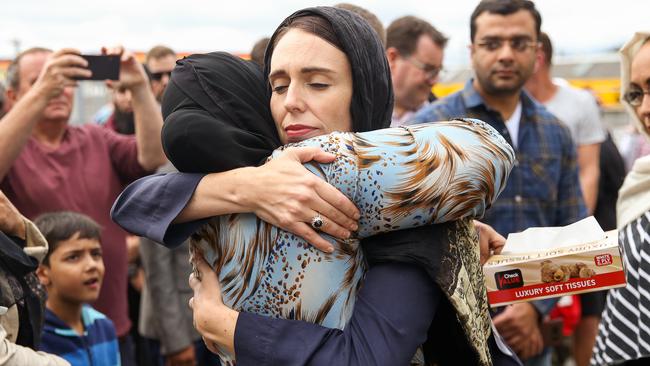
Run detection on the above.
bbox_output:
[191,119,514,363]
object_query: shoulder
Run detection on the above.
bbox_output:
[82,305,117,336]
[413,91,465,123]
[80,122,136,147]
[527,98,575,142]
[551,84,600,114]
[556,83,595,102]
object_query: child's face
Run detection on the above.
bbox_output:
[39,233,105,304]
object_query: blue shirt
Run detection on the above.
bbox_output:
[412,81,587,316]
[40,305,121,366]
[412,80,587,236]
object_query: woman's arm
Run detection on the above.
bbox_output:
[112,146,360,251]
[189,255,438,366]
[280,119,516,239]
[178,147,359,251]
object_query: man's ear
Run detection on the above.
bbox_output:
[386,47,402,73]
[6,87,17,104]
[36,264,51,286]
[386,47,400,64]
[533,47,544,73]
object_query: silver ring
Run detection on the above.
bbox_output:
[311,213,324,230]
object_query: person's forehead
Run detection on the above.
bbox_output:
[147,54,176,73]
[54,237,101,254]
[414,35,444,63]
[271,29,349,72]
[473,10,537,39]
[19,52,50,80]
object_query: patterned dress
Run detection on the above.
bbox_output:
[191,119,515,364]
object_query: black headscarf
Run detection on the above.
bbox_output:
[161,52,280,173]
[161,9,464,363]
[162,7,393,171]
[264,6,394,132]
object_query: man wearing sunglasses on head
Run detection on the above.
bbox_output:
[385,15,447,127]
[145,45,176,103]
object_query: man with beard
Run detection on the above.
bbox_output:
[99,83,136,135]
[413,1,586,365]
[385,16,446,126]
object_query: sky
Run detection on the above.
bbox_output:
[2,0,647,67]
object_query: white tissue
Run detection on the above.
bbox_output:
[501,216,605,255]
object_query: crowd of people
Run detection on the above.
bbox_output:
[0,1,648,366]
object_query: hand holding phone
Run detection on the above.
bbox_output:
[78,55,120,81]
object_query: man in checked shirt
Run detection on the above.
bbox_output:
[411,1,587,365]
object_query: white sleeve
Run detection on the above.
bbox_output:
[0,326,70,366]
[577,91,606,146]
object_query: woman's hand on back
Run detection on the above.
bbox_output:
[241,146,360,253]
[189,252,237,356]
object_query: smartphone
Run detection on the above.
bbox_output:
[78,55,120,81]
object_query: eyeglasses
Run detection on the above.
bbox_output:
[406,57,443,80]
[475,37,538,53]
[624,87,650,106]
[150,70,172,81]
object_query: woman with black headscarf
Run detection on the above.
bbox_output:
[113,7,518,366]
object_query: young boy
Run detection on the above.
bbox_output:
[35,212,120,366]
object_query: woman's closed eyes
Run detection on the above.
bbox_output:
[271,80,332,94]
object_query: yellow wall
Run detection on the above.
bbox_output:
[433,78,621,109]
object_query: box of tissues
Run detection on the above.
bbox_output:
[483,217,627,307]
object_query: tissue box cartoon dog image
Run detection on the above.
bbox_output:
[540,260,596,283]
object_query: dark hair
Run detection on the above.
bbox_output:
[470,0,542,42]
[34,211,102,266]
[250,37,270,67]
[6,47,52,90]
[270,15,344,53]
[386,16,447,55]
[539,32,553,66]
[145,45,176,66]
[335,3,386,45]
[264,7,393,133]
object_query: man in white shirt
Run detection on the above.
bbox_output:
[526,32,605,214]
[525,32,606,366]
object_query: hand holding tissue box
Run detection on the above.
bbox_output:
[483,217,627,307]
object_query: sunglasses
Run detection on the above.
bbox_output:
[150,70,172,81]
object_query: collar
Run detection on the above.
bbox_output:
[460,79,540,121]
[44,305,96,337]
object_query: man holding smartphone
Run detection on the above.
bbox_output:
[0,46,166,366]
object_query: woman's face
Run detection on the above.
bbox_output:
[269,28,353,144]
[630,42,650,134]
